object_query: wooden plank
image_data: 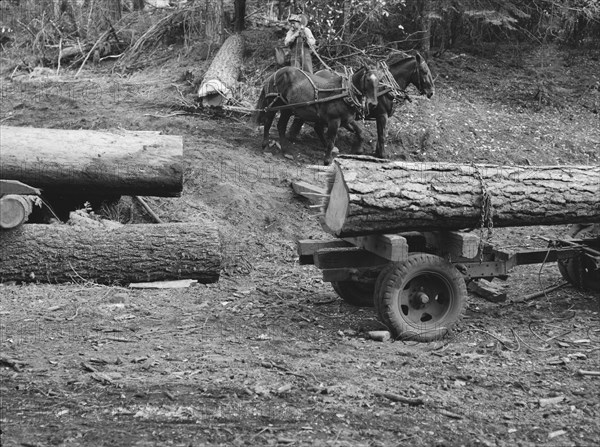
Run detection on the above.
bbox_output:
[343,234,409,262]
[291,181,328,205]
[424,231,480,259]
[314,247,389,270]
[297,239,353,265]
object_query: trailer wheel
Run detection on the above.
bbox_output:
[374,263,400,324]
[377,253,467,342]
[564,255,600,292]
[331,281,375,307]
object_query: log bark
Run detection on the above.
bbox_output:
[0,126,183,197]
[322,156,600,237]
[197,33,244,107]
[0,222,222,284]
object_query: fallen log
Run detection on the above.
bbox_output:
[198,33,244,107]
[0,222,221,284]
[322,156,600,237]
[0,126,183,197]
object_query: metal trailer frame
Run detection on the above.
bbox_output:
[298,230,600,341]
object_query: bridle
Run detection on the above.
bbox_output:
[411,55,433,96]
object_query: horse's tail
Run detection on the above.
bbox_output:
[253,86,267,125]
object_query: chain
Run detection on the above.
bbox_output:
[341,67,368,118]
[377,61,407,100]
[472,163,494,261]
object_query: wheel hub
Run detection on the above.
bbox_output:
[410,290,430,307]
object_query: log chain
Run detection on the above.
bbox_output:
[472,163,494,261]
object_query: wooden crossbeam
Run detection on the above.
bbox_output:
[424,231,480,259]
[297,239,353,265]
[314,247,389,270]
[343,234,409,262]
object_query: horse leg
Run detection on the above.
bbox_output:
[277,110,294,154]
[324,118,341,165]
[313,120,328,148]
[288,116,304,142]
[375,114,388,158]
[345,120,365,155]
[262,111,276,149]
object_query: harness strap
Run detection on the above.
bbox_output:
[264,91,350,112]
[262,67,371,114]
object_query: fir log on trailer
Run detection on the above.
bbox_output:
[322,156,600,237]
[197,34,245,107]
[0,222,221,285]
[0,126,183,197]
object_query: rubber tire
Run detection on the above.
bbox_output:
[565,255,600,292]
[379,253,467,342]
[331,281,375,307]
[373,263,400,325]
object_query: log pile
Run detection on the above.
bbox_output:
[0,126,223,285]
[322,156,600,237]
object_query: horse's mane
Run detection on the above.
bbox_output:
[386,51,414,66]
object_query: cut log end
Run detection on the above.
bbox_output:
[200,93,226,108]
[0,195,33,229]
[323,164,349,236]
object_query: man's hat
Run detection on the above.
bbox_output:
[288,14,302,23]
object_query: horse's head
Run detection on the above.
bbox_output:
[353,65,379,109]
[386,52,435,98]
[412,53,435,98]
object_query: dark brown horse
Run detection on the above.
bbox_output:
[288,51,435,158]
[254,66,379,165]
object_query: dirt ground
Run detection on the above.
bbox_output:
[1,41,599,446]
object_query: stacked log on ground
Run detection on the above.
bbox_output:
[0,195,36,230]
[0,126,183,197]
[197,34,245,107]
[0,221,221,284]
[322,156,600,237]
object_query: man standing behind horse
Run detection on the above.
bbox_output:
[284,14,316,73]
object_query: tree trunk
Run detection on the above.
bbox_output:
[0,222,222,284]
[0,126,183,197]
[412,0,431,57]
[322,157,600,237]
[197,33,245,106]
[103,0,122,23]
[204,0,224,45]
[233,0,246,32]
